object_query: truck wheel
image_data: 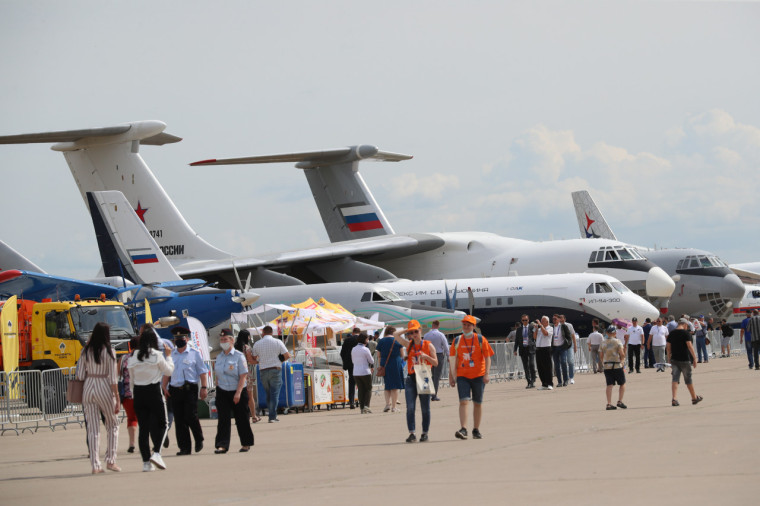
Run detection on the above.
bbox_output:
[42,371,67,414]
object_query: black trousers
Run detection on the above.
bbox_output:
[214,387,254,450]
[170,383,204,453]
[519,350,536,384]
[344,368,356,405]
[355,375,373,409]
[628,344,641,372]
[133,383,168,462]
[536,347,553,387]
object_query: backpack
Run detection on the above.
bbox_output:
[723,325,734,337]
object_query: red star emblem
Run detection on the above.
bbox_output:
[135,201,148,224]
[585,212,595,230]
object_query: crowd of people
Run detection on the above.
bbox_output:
[77,308,760,473]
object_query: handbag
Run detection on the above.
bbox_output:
[66,379,84,403]
[376,342,394,377]
[413,363,436,396]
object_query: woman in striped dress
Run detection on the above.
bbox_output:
[75,322,121,474]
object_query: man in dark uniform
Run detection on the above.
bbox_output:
[161,326,208,455]
[513,314,536,389]
[340,328,360,408]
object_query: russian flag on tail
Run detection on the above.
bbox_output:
[128,248,159,264]
[340,204,384,232]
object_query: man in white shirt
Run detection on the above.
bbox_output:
[533,316,554,390]
[424,320,449,401]
[647,318,670,372]
[587,319,604,374]
[627,317,645,374]
[251,326,291,423]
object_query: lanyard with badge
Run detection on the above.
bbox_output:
[461,335,476,368]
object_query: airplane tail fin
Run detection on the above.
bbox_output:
[571,190,617,240]
[87,190,182,284]
[0,240,46,273]
[0,121,233,265]
[191,145,410,242]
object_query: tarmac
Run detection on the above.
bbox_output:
[0,355,757,506]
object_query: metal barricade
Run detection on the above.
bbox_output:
[0,370,44,435]
[41,368,77,430]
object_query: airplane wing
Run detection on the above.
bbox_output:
[730,264,760,284]
[0,269,119,301]
[174,233,445,286]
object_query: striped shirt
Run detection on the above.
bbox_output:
[76,347,118,384]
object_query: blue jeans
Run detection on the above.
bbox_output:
[552,348,569,385]
[259,368,283,421]
[696,337,709,363]
[404,376,431,434]
[564,347,575,379]
[746,340,755,367]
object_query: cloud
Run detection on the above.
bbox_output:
[387,172,460,200]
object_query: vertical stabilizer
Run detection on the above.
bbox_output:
[0,121,233,266]
[191,145,409,242]
[87,190,183,284]
[571,190,617,240]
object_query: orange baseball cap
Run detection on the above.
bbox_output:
[461,315,477,325]
[406,320,421,331]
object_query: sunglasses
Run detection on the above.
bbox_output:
[407,330,420,334]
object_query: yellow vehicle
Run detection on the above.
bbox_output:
[0,296,134,412]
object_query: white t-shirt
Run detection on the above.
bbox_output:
[615,328,627,343]
[553,325,565,347]
[535,325,553,348]
[628,325,644,345]
[587,331,603,346]
[650,325,669,347]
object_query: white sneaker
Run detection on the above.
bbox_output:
[142,462,156,472]
[149,452,166,470]
[537,386,548,391]
[570,379,575,384]
[547,386,553,390]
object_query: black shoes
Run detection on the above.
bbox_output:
[419,433,429,442]
[455,428,468,440]
[163,436,169,449]
[214,448,228,454]
[195,441,203,453]
[176,450,191,456]
[616,401,627,409]
[405,433,416,443]
[127,446,135,453]
[472,428,482,439]
[606,404,617,410]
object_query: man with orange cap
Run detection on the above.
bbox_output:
[449,315,494,440]
[393,320,438,443]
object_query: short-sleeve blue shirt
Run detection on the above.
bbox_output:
[214,349,248,391]
[169,347,209,387]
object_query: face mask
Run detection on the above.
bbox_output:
[463,331,473,337]
[220,342,232,351]
[174,338,186,348]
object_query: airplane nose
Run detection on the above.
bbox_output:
[633,296,660,322]
[721,274,745,299]
[646,266,676,298]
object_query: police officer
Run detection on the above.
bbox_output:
[213,329,254,453]
[161,326,208,456]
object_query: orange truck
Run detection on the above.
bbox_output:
[0,296,133,412]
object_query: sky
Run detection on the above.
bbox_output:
[1,1,758,280]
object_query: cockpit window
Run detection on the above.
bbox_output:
[617,248,634,260]
[586,283,595,294]
[590,246,643,264]
[605,250,619,261]
[376,290,401,301]
[611,282,630,294]
[699,256,712,268]
[595,283,613,293]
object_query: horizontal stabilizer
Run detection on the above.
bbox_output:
[0,121,181,147]
[190,145,412,168]
[0,240,46,273]
[0,269,119,301]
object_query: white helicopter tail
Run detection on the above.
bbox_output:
[0,121,233,266]
[191,145,409,243]
[571,190,618,240]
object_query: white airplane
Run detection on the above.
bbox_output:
[0,121,675,304]
[726,285,760,326]
[571,190,745,319]
[89,190,657,336]
[84,189,470,333]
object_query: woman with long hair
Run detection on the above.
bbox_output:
[75,322,121,473]
[234,329,261,423]
[127,328,174,471]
